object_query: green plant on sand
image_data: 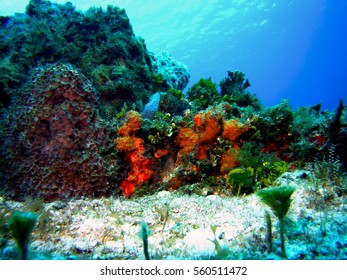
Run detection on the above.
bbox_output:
[226,167,254,196]
[256,186,296,258]
[9,211,38,260]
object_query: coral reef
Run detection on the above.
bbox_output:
[176,127,199,163]
[167,108,251,191]
[219,148,240,174]
[158,91,190,117]
[220,70,261,109]
[0,2,345,263]
[252,100,294,160]
[219,71,261,110]
[175,110,225,163]
[193,111,222,160]
[0,0,345,217]
[0,63,117,201]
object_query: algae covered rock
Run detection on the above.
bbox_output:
[149,51,190,91]
[0,0,178,113]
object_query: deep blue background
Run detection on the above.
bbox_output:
[281,2,347,110]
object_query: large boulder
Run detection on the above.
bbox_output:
[149,51,190,91]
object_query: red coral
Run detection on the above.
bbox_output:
[115,111,153,198]
[154,149,168,158]
[120,148,153,197]
[119,180,135,198]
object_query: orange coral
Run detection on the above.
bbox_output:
[176,127,199,149]
[176,127,199,161]
[117,110,142,136]
[222,119,248,142]
[114,135,137,152]
[196,143,210,160]
[219,147,240,174]
[194,111,221,143]
[115,111,153,198]
[195,111,222,160]
[193,113,204,128]
[173,111,251,189]
[176,111,223,162]
[176,126,201,164]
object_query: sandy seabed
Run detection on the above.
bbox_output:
[1,170,347,260]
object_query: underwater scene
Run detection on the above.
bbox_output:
[0,0,346,260]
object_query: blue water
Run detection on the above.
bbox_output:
[1,0,346,110]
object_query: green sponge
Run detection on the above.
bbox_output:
[9,211,38,260]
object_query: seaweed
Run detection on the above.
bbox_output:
[187,77,220,110]
[8,211,38,259]
[220,70,261,110]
